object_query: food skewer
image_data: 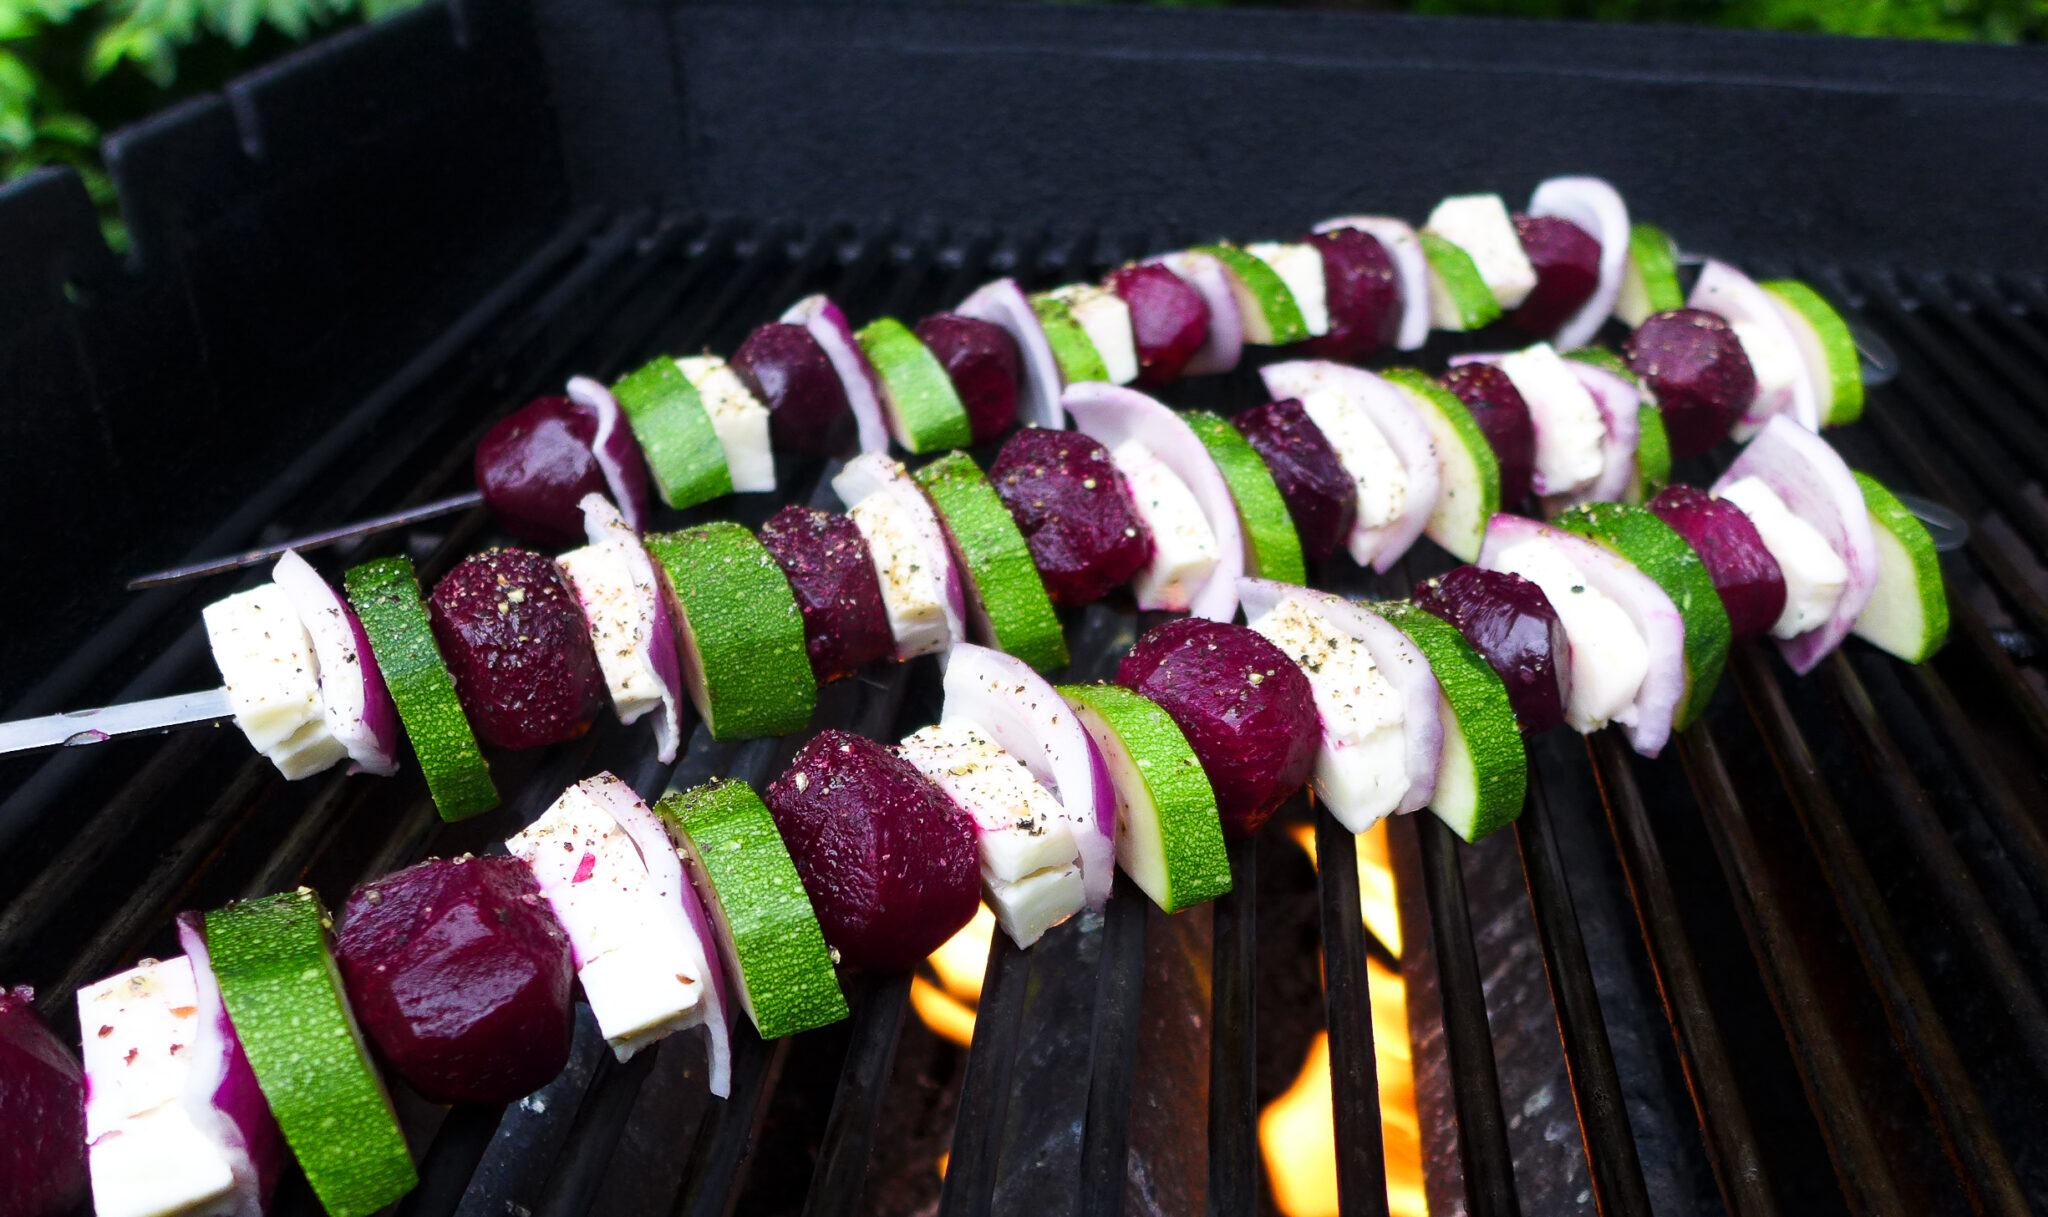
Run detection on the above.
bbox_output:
[2,290,1956,1217]
[117,175,1863,593]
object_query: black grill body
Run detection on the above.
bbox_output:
[3,4,2047,1217]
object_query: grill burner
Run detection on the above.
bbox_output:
[2,4,2047,1216]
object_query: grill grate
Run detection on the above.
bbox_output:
[4,213,2048,1217]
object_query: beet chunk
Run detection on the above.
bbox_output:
[1649,485,1788,644]
[1511,214,1603,338]
[914,314,1021,443]
[476,396,640,549]
[1441,363,1538,505]
[1414,565,1569,734]
[732,322,854,457]
[1232,398,1357,563]
[764,730,981,973]
[1625,309,1757,460]
[988,428,1152,605]
[1105,263,1210,385]
[335,856,574,1105]
[1302,227,1401,361]
[0,986,87,1217]
[429,548,608,750]
[759,506,896,682]
[1116,619,1318,839]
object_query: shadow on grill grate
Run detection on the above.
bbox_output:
[4,211,2048,1217]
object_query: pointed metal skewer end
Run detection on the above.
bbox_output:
[0,688,239,757]
[124,490,487,591]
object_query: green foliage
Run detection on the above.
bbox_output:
[1,0,421,247]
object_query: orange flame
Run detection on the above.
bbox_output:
[1265,819,1426,1217]
[911,820,1425,1217]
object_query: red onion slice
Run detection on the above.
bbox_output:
[1142,251,1244,376]
[1312,216,1430,351]
[1687,261,1820,435]
[942,643,1118,910]
[1555,359,1642,508]
[272,549,400,776]
[784,294,891,453]
[956,277,1067,429]
[566,376,651,533]
[1713,416,1878,674]
[1062,383,1245,622]
[1238,578,1443,821]
[1260,360,1440,572]
[580,495,685,763]
[1480,514,1687,756]
[173,914,284,1217]
[1527,177,1630,351]
[578,773,734,1097]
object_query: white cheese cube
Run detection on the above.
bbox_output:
[899,722,1081,883]
[510,784,704,1058]
[78,958,239,1217]
[1726,320,1808,440]
[1246,242,1331,337]
[983,864,1086,949]
[1248,595,1410,831]
[1489,536,1648,732]
[1295,384,1406,534]
[1113,439,1219,613]
[847,491,952,659]
[557,541,665,726]
[1425,195,1538,310]
[203,583,346,779]
[1494,345,1606,498]
[676,355,776,493]
[1717,476,1849,638]
[1046,284,1138,386]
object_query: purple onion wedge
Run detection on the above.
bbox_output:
[272,549,400,775]
[783,294,891,453]
[942,643,1117,909]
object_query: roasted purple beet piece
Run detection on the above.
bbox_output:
[1414,565,1569,734]
[1115,619,1318,839]
[988,428,1152,605]
[1107,263,1210,385]
[1302,227,1401,360]
[0,986,87,1217]
[476,396,621,548]
[733,322,854,457]
[428,547,608,750]
[1232,398,1356,562]
[1624,309,1757,460]
[764,730,981,973]
[914,314,1021,443]
[336,856,574,1105]
[759,505,896,682]
[1511,213,1603,337]
[1441,363,1537,505]
[1648,485,1788,644]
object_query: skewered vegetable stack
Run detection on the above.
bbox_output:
[5,174,1949,1217]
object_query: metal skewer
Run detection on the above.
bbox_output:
[125,490,486,591]
[0,687,237,755]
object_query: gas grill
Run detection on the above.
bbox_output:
[3,3,2047,1215]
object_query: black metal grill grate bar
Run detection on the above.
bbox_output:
[10,217,2048,1217]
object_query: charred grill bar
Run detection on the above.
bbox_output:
[3,2,2047,1215]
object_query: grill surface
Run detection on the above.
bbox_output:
[3,4,2048,1216]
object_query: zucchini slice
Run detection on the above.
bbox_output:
[1184,409,1308,585]
[644,523,817,739]
[1374,602,1527,842]
[914,451,1068,672]
[657,779,850,1040]
[343,556,497,820]
[611,356,732,508]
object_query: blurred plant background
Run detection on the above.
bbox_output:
[2,0,422,248]
[4,0,2041,248]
